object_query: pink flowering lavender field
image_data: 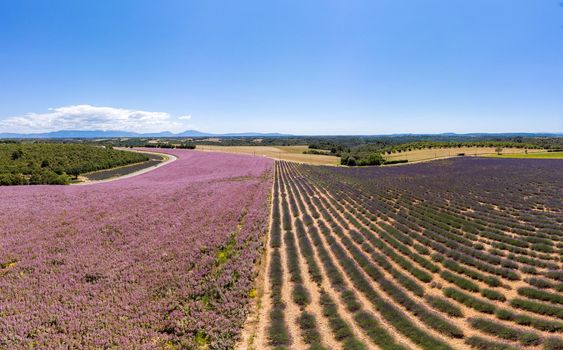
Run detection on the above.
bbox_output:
[0,149,273,349]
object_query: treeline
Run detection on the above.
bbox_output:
[143,143,195,149]
[341,152,385,166]
[95,134,563,150]
[381,141,542,154]
[339,139,557,166]
[10,134,561,168]
[0,143,148,185]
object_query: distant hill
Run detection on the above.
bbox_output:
[0,130,561,139]
[376,132,563,138]
[176,130,214,137]
[220,132,289,137]
[0,129,293,139]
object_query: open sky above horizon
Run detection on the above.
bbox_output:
[0,0,562,135]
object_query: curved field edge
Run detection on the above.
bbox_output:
[0,149,273,349]
[76,148,176,184]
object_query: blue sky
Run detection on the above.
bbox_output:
[0,0,561,135]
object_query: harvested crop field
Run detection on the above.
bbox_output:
[384,147,546,163]
[196,145,340,166]
[247,157,563,350]
[483,151,563,159]
[0,150,273,349]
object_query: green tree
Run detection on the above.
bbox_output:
[11,149,23,160]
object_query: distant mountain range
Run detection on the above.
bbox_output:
[0,129,291,139]
[0,130,561,139]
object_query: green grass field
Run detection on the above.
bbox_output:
[484,151,563,159]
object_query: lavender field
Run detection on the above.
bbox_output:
[0,150,272,349]
[250,157,563,350]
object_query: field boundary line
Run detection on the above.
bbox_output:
[73,148,177,185]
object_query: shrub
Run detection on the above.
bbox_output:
[526,277,553,289]
[481,289,506,302]
[292,284,311,306]
[517,287,563,305]
[443,287,496,314]
[468,318,541,346]
[545,270,563,282]
[441,259,501,287]
[268,306,290,346]
[320,292,360,344]
[510,298,563,319]
[426,295,463,317]
[298,312,322,345]
[495,308,563,333]
[383,159,408,165]
[518,333,541,346]
[353,311,408,350]
[341,290,362,313]
[544,337,563,350]
[465,336,518,350]
[441,270,480,292]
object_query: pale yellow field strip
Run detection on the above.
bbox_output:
[384,147,546,163]
[196,145,340,166]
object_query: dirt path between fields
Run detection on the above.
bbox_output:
[237,222,271,350]
[237,166,276,350]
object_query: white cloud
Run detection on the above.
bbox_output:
[177,115,192,121]
[0,105,189,133]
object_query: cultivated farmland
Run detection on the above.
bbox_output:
[196,145,340,166]
[383,147,547,163]
[0,150,272,349]
[483,151,563,160]
[247,157,563,350]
